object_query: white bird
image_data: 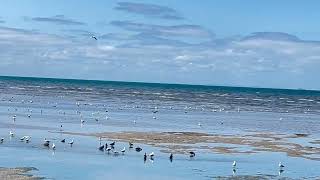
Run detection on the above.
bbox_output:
[232,161,237,168]
[279,162,285,169]
[198,122,202,127]
[12,115,16,121]
[149,152,155,158]
[9,131,14,137]
[80,119,85,124]
[68,139,74,146]
[121,147,126,154]
[52,143,56,150]
[153,116,156,119]
[106,147,112,153]
[25,136,31,143]
[20,136,26,141]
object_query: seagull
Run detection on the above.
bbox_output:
[149,152,154,158]
[9,131,14,137]
[25,136,31,143]
[232,161,237,168]
[91,36,97,40]
[189,151,196,158]
[0,138,4,143]
[106,147,112,153]
[80,119,85,124]
[113,151,119,156]
[98,145,105,151]
[61,139,65,143]
[68,139,74,146]
[20,136,26,141]
[12,115,16,121]
[279,162,285,169]
[135,147,142,152]
[110,141,115,147]
[144,153,147,162]
[121,147,126,154]
[169,153,173,162]
[27,114,31,118]
[52,143,56,150]
[129,142,133,148]
[198,122,202,127]
[43,139,50,147]
[153,116,156,119]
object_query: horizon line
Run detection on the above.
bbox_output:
[0,75,318,93]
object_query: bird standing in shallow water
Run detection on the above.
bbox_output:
[136,147,142,152]
[98,145,104,151]
[189,151,195,158]
[169,153,173,162]
[9,131,14,137]
[279,162,285,169]
[52,143,56,150]
[232,161,237,169]
[61,139,65,143]
[0,138,4,143]
[144,153,147,162]
[129,142,133,148]
[121,147,126,154]
[43,139,50,147]
[149,152,154,158]
[68,139,74,146]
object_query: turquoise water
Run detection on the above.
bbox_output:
[0,76,319,179]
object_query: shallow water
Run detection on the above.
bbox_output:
[0,76,320,179]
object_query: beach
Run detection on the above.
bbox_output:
[0,76,320,179]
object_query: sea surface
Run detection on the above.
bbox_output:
[0,76,319,179]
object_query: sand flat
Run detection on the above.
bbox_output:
[0,167,42,180]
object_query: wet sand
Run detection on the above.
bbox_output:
[60,131,320,161]
[0,167,42,180]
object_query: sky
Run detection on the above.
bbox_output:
[0,0,320,90]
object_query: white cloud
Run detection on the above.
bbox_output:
[0,25,320,89]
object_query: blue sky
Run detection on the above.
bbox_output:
[0,0,320,89]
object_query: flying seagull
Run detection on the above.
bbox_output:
[91,36,97,40]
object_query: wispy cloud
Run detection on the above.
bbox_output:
[115,2,184,20]
[30,15,86,26]
[110,21,214,40]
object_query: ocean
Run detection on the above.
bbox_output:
[0,76,319,179]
